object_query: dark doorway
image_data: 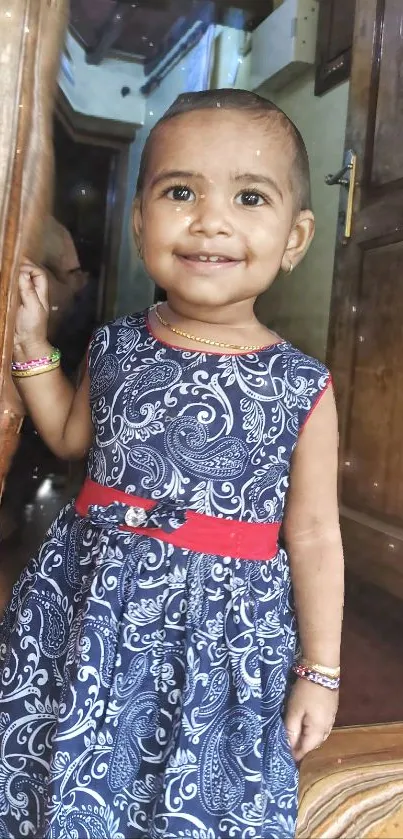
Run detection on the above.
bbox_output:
[53,117,111,289]
[50,117,114,377]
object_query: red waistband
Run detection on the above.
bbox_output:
[75,478,280,561]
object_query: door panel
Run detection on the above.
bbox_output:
[373,0,403,185]
[327,0,403,599]
[344,242,403,518]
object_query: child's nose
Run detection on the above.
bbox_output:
[188,195,233,238]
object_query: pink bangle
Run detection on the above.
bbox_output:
[12,348,61,372]
[12,359,61,379]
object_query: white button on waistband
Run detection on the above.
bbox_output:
[124,506,147,527]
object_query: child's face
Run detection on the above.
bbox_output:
[134,109,314,310]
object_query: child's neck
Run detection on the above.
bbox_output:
[153,298,280,351]
[165,297,258,329]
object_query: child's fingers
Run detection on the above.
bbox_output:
[285,703,329,762]
[20,260,45,285]
[30,271,48,311]
[294,727,320,762]
[18,270,39,303]
[18,264,48,310]
[293,723,329,763]
[284,707,304,752]
[285,723,300,751]
[20,257,38,272]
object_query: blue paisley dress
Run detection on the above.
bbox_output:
[0,311,330,839]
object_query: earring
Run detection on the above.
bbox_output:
[282,260,293,275]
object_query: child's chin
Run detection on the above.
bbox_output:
[176,288,236,308]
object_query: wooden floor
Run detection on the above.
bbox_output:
[298,723,403,838]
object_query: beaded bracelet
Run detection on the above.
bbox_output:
[11,347,61,373]
[12,359,61,378]
[292,663,340,691]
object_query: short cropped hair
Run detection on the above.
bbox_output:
[136,88,312,212]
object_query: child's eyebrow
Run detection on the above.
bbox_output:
[234,173,284,202]
[149,170,202,188]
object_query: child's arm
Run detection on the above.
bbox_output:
[282,382,343,761]
[13,260,93,460]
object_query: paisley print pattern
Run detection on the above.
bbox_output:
[0,311,330,838]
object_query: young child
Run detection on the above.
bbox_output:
[0,89,343,839]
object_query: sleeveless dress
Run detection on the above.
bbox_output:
[0,311,330,839]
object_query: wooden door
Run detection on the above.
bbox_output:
[327,0,403,600]
[0,0,68,501]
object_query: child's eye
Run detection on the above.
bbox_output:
[236,191,266,207]
[165,185,195,202]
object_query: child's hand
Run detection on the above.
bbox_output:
[284,677,338,763]
[14,260,50,357]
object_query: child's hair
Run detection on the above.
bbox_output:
[136,88,311,212]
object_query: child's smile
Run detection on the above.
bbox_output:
[175,249,243,274]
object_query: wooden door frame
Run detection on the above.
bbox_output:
[54,89,136,321]
[0,0,69,501]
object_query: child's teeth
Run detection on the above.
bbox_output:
[199,255,208,261]
[209,256,220,262]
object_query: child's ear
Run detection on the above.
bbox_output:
[281,210,315,273]
[132,196,143,253]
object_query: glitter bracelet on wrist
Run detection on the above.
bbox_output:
[12,359,61,378]
[292,663,340,691]
[11,347,61,373]
[12,347,61,371]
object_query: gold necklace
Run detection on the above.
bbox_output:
[154,305,266,351]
